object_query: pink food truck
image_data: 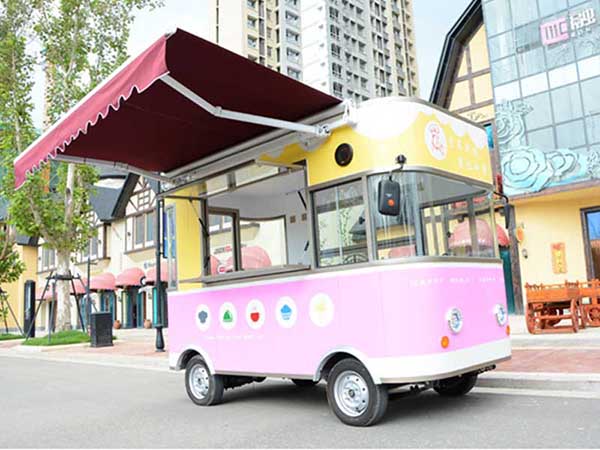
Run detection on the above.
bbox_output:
[14,30,511,427]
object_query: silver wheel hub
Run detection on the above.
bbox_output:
[334,370,369,417]
[189,365,210,399]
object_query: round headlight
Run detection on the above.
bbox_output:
[494,304,508,326]
[446,308,463,334]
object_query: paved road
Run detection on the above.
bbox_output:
[1,356,598,448]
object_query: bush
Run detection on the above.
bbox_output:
[0,333,24,341]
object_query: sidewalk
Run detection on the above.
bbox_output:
[3,317,600,391]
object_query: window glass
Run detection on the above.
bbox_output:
[556,119,587,148]
[517,47,546,77]
[510,0,539,26]
[514,21,541,53]
[538,0,568,16]
[551,83,583,123]
[235,164,280,186]
[492,56,519,85]
[90,235,99,257]
[135,215,145,246]
[146,211,155,243]
[489,32,515,61]
[208,212,236,275]
[313,180,367,267]
[545,40,576,70]
[484,124,495,150]
[368,172,497,260]
[527,126,556,149]
[164,206,178,289]
[484,0,513,36]
[581,76,600,115]
[586,114,600,144]
[523,92,553,130]
[240,217,287,269]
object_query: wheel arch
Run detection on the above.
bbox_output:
[314,347,380,384]
[176,346,215,373]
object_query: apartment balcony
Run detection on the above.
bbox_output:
[285,0,299,11]
[392,3,400,14]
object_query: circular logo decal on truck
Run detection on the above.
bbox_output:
[425,121,448,161]
[276,296,297,328]
[309,293,334,327]
[219,302,237,330]
[246,299,265,330]
[195,304,211,331]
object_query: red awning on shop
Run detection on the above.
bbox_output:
[90,273,116,291]
[145,262,170,285]
[496,225,510,247]
[115,267,145,288]
[14,28,341,188]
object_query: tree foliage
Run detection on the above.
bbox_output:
[1,0,162,330]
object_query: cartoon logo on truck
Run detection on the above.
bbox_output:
[425,121,448,161]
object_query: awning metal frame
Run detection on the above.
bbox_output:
[161,75,333,138]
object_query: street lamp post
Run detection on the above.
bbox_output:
[155,182,165,352]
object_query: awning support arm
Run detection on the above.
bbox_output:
[56,154,173,184]
[160,75,331,137]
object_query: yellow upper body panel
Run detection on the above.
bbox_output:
[262,98,492,187]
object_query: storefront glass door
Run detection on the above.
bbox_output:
[584,209,600,279]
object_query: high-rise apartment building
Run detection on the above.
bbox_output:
[302,0,419,102]
[208,0,303,81]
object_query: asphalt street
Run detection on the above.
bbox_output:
[0,355,598,448]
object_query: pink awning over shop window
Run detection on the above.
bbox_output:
[89,273,116,291]
[115,267,145,288]
[14,29,340,188]
[448,219,509,249]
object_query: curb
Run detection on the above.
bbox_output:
[478,371,600,392]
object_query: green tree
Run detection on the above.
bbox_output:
[0,0,37,290]
[5,0,161,331]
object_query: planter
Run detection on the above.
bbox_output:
[144,319,152,329]
[113,320,122,330]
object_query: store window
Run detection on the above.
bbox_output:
[313,180,368,267]
[164,205,177,290]
[492,56,519,85]
[517,47,546,77]
[240,217,287,268]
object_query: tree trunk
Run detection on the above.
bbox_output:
[55,163,76,332]
[55,249,72,331]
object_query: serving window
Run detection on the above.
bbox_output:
[199,162,310,280]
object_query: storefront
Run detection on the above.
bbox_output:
[482,0,600,300]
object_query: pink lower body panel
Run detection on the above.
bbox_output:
[168,262,511,383]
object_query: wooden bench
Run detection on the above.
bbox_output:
[579,279,600,327]
[525,281,586,334]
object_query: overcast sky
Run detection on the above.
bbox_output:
[31,0,473,128]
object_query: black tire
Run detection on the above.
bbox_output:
[326,358,388,427]
[185,355,224,406]
[434,373,478,397]
[291,378,318,387]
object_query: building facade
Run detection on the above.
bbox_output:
[430,0,522,314]
[208,0,304,80]
[483,0,600,290]
[301,0,419,101]
[34,173,176,331]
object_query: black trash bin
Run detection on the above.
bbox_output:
[90,312,113,347]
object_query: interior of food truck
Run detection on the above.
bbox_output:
[179,162,500,284]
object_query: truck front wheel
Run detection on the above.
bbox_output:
[185,355,224,406]
[326,358,388,427]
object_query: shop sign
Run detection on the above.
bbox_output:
[540,8,597,46]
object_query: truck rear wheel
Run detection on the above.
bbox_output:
[185,355,224,406]
[326,358,388,427]
[434,373,478,397]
